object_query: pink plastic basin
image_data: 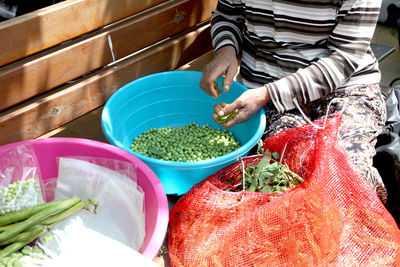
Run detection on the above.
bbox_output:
[0,137,169,260]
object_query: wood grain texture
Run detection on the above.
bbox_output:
[0,0,167,67]
[39,51,215,142]
[0,23,212,145]
[0,0,217,112]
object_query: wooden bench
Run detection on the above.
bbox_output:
[0,0,218,146]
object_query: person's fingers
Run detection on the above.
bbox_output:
[222,63,237,92]
[200,64,226,98]
[211,113,219,122]
[221,106,243,128]
[214,103,227,117]
[214,100,243,128]
[200,73,216,97]
[211,81,223,97]
[221,118,235,129]
[219,102,238,117]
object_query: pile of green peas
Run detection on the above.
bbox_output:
[130,122,241,162]
[0,179,44,215]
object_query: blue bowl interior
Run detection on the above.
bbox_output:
[102,71,266,193]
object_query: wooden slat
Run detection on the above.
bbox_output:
[38,51,215,142]
[0,0,217,112]
[0,0,167,67]
[0,23,212,145]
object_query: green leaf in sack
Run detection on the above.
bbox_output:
[271,152,280,160]
[257,171,274,189]
[251,154,273,190]
[260,186,272,193]
[244,163,256,184]
[267,162,280,173]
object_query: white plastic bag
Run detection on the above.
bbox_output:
[39,214,157,267]
[50,157,146,250]
[0,143,44,215]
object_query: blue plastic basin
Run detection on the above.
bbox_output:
[101,71,266,195]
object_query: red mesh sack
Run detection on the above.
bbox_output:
[168,115,400,266]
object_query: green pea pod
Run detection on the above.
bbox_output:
[214,82,220,90]
[217,109,239,123]
[0,197,80,244]
[41,198,97,225]
[148,146,164,158]
[0,199,68,227]
[0,225,47,246]
[0,235,38,259]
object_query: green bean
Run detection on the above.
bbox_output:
[217,109,239,123]
[0,198,96,233]
[0,197,80,243]
[0,225,47,246]
[40,198,97,225]
[0,199,67,227]
[0,223,17,233]
[0,234,38,259]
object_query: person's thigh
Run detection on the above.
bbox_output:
[313,84,387,203]
[262,84,387,202]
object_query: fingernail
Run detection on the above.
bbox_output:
[218,110,224,116]
[224,85,229,91]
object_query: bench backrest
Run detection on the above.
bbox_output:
[0,0,217,145]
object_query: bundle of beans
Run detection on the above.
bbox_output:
[0,197,97,259]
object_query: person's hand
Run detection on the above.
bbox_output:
[200,46,238,98]
[213,86,270,128]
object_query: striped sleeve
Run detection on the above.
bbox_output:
[211,0,245,55]
[267,0,381,113]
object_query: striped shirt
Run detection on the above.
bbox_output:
[211,0,382,113]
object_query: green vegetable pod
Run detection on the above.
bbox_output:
[0,197,80,244]
[217,109,239,123]
[0,198,68,227]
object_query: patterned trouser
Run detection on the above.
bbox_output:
[261,84,388,203]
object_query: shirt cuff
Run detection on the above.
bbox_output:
[265,80,297,114]
[213,35,241,56]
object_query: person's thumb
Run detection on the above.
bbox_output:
[222,64,236,92]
